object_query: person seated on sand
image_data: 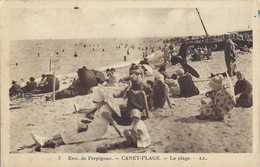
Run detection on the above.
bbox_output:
[106,68,119,87]
[22,77,38,93]
[114,74,151,120]
[19,79,26,88]
[53,79,85,100]
[9,80,21,96]
[234,71,253,108]
[151,74,173,109]
[38,74,47,89]
[196,75,234,121]
[37,74,60,93]
[21,81,30,93]
[31,87,122,149]
[240,45,251,54]
[191,48,201,61]
[164,74,180,97]
[116,72,152,98]
[124,109,150,148]
[177,69,200,97]
[114,85,151,125]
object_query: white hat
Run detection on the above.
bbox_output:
[130,109,141,119]
[208,75,223,91]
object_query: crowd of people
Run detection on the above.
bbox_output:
[10,37,253,152]
[9,74,60,97]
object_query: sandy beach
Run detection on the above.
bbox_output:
[9,41,253,153]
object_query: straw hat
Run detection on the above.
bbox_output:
[208,75,223,91]
[92,86,121,117]
[130,109,141,119]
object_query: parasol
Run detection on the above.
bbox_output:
[181,63,200,78]
[225,72,236,102]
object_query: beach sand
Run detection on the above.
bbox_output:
[9,40,252,153]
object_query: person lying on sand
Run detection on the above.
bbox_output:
[196,75,235,121]
[124,109,150,148]
[48,67,98,100]
[31,87,122,150]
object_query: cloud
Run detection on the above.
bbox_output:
[8,7,253,40]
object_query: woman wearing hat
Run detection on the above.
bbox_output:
[31,87,122,149]
[152,74,173,109]
[177,68,200,97]
[197,75,234,121]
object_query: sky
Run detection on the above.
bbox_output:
[8,7,253,40]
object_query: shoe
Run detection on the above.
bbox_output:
[30,133,48,147]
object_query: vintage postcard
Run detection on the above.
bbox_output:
[1,0,260,167]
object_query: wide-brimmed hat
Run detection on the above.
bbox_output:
[92,86,121,117]
[130,109,141,119]
[208,75,223,91]
[11,80,17,84]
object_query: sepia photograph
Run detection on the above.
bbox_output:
[1,0,259,167]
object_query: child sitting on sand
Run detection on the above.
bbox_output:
[164,74,180,97]
[124,109,150,148]
[196,75,235,121]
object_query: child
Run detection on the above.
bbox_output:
[197,75,234,121]
[124,109,150,148]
